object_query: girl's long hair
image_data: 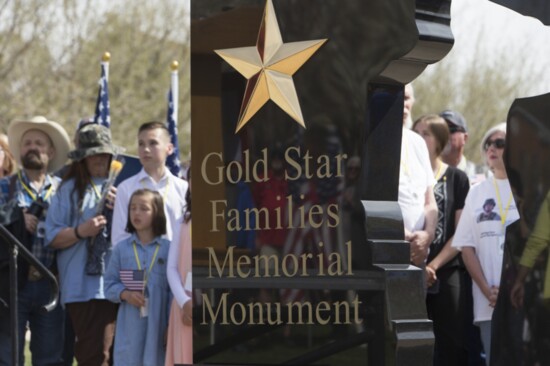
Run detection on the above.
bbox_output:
[126,189,167,237]
[61,160,92,213]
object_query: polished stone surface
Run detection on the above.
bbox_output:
[191,1,452,364]
[492,92,550,365]
[490,0,550,25]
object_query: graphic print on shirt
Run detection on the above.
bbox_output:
[433,179,447,250]
[477,198,501,223]
[475,197,516,256]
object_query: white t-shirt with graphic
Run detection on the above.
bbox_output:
[452,177,519,322]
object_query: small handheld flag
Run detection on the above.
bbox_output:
[120,269,145,291]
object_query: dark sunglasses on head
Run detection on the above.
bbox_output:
[484,138,506,151]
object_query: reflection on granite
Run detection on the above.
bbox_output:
[493,93,550,365]
[191,0,453,364]
[490,0,550,25]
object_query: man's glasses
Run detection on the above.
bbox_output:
[484,138,506,151]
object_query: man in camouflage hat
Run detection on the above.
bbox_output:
[45,122,122,365]
[68,122,121,161]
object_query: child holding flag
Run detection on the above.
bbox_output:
[105,189,171,366]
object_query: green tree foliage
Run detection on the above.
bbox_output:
[412,13,546,165]
[0,1,58,126]
[0,0,190,157]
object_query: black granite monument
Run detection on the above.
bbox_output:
[472,2,550,365]
[191,1,453,364]
[489,93,550,366]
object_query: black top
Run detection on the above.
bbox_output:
[428,165,470,268]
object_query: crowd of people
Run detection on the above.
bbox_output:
[401,84,521,365]
[0,117,192,365]
[0,80,543,366]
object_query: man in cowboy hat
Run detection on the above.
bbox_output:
[0,116,70,365]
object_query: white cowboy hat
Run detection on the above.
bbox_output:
[8,116,71,173]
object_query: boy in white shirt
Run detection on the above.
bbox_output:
[111,121,188,245]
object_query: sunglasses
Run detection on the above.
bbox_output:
[484,138,505,151]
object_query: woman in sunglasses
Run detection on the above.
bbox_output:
[451,123,519,365]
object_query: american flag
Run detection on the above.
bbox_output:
[120,269,145,292]
[280,126,344,304]
[166,86,183,177]
[94,62,111,128]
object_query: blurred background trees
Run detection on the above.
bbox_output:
[0,0,190,156]
[412,0,549,164]
[0,0,548,165]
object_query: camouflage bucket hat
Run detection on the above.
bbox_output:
[68,123,122,161]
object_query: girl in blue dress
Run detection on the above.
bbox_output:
[105,189,171,366]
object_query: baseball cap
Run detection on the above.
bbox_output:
[440,110,467,133]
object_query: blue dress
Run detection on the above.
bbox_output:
[105,234,171,366]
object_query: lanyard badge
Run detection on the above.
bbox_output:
[132,241,160,317]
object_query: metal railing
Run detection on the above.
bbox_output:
[0,224,59,366]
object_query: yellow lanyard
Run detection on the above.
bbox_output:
[434,175,447,190]
[434,162,443,182]
[140,177,170,203]
[492,178,513,227]
[90,180,102,202]
[18,171,53,202]
[132,241,160,288]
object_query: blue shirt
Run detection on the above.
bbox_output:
[44,177,110,305]
[0,171,60,268]
[105,234,171,366]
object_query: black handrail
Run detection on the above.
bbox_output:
[0,224,59,366]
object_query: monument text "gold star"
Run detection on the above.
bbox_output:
[215,0,327,133]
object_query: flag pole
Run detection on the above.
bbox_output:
[94,51,112,128]
[102,52,111,81]
[166,61,183,177]
[171,60,178,125]
[166,60,182,177]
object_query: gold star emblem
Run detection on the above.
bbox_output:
[215,0,327,133]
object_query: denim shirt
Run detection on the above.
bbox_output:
[44,177,110,305]
[0,171,60,268]
[105,234,171,366]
